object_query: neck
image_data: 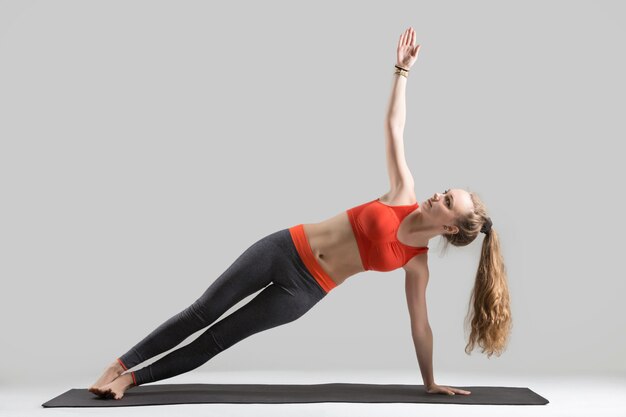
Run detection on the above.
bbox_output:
[408,210,442,245]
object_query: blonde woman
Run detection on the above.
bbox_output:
[89,27,511,400]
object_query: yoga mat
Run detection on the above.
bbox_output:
[42,383,549,407]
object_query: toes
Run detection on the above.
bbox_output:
[88,384,118,399]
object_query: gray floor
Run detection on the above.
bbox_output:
[3,370,626,417]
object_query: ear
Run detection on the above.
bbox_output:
[445,225,460,235]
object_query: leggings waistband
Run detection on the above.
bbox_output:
[288,224,337,294]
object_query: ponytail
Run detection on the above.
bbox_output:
[464,227,512,357]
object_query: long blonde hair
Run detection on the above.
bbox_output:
[442,191,512,358]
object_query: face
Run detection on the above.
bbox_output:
[421,188,474,234]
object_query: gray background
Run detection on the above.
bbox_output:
[1,0,624,385]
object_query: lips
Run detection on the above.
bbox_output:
[428,200,432,208]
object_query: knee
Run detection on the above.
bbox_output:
[182,301,214,328]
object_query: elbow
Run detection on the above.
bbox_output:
[385,121,404,137]
[411,322,431,336]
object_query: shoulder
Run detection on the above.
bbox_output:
[402,251,429,276]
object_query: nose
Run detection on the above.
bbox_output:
[432,192,440,201]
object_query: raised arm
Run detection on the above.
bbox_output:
[384,27,421,191]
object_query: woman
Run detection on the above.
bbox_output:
[89,27,511,400]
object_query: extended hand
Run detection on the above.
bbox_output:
[396,27,421,71]
[426,383,471,396]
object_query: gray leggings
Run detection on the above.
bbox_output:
[117,228,328,385]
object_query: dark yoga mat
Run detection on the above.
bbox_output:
[42,383,549,407]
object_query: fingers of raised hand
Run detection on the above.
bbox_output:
[398,27,412,47]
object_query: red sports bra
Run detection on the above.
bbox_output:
[346,198,428,272]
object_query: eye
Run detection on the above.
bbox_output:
[443,189,450,207]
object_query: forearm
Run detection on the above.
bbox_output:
[385,69,408,132]
[412,325,435,388]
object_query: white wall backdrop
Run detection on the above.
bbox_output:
[1,0,624,385]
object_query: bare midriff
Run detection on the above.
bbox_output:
[302,211,366,287]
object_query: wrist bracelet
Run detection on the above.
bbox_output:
[394,65,410,72]
[394,66,409,78]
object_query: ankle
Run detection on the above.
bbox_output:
[111,360,125,374]
[122,372,136,387]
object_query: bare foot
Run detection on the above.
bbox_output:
[95,373,135,400]
[88,360,124,394]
